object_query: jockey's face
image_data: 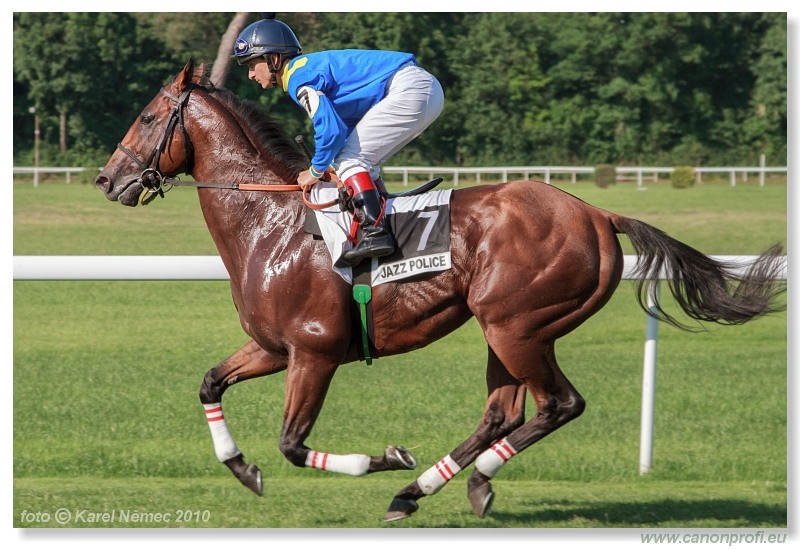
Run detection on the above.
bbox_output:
[246,57,277,90]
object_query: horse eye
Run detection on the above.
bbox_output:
[141,113,155,125]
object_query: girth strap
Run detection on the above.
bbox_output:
[352,262,376,365]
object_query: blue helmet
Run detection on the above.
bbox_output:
[231,14,302,64]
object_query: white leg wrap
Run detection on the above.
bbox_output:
[203,403,241,462]
[417,454,462,495]
[475,437,518,479]
[305,451,371,477]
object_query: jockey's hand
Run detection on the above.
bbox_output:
[297,169,320,188]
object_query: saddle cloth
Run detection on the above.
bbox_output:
[308,182,452,286]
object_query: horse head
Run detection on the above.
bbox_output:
[97,59,307,207]
[96,59,205,206]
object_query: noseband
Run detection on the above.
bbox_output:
[116,85,196,203]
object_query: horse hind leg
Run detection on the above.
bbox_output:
[384,341,584,521]
[384,347,527,522]
[466,343,585,516]
[199,339,287,496]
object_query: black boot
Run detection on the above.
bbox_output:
[339,189,395,266]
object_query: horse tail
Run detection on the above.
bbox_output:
[609,215,785,331]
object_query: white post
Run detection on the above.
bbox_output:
[639,281,660,475]
[760,154,766,187]
[30,106,40,188]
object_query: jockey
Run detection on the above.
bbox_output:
[231,14,445,267]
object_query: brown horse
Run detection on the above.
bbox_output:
[96,60,785,522]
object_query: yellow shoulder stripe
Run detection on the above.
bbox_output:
[282,56,309,92]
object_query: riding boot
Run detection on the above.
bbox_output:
[339,172,396,266]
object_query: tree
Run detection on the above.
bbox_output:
[11,12,787,168]
[14,13,76,154]
[14,13,156,162]
[744,13,787,162]
[447,13,547,165]
[13,12,241,164]
[211,12,250,87]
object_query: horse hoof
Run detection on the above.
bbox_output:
[468,482,495,518]
[240,463,263,496]
[223,455,263,496]
[384,498,419,522]
[385,445,417,470]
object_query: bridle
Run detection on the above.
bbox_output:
[116,83,312,206]
[117,85,197,204]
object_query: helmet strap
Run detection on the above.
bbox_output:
[267,53,282,88]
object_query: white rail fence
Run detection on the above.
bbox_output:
[384,165,786,187]
[13,254,787,475]
[15,163,787,188]
[13,166,87,186]
[383,166,596,186]
[614,166,788,187]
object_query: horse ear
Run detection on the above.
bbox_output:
[176,58,196,91]
[195,62,208,84]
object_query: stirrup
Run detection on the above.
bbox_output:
[339,230,395,266]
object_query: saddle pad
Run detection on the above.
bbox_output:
[309,182,452,286]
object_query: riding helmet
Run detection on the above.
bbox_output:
[231,14,302,64]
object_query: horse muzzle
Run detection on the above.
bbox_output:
[94,172,145,207]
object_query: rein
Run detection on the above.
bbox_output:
[116,83,338,209]
[155,176,340,210]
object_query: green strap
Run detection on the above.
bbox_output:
[353,284,373,365]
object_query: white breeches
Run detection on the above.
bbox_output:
[336,63,445,182]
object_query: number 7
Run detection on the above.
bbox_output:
[417,211,439,251]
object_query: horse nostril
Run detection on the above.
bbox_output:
[95,175,111,194]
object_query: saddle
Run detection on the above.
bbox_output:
[303,181,453,364]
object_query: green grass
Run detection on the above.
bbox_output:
[12,281,787,528]
[12,178,789,529]
[13,477,786,528]
[13,180,217,255]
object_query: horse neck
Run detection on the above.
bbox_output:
[186,90,307,269]
[189,88,302,187]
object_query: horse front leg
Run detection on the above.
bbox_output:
[198,339,287,496]
[385,347,526,521]
[278,351,417,480]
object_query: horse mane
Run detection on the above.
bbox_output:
[196,71,308,175]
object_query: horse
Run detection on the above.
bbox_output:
[95,60,785,522]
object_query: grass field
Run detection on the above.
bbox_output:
[11,178,790,531]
